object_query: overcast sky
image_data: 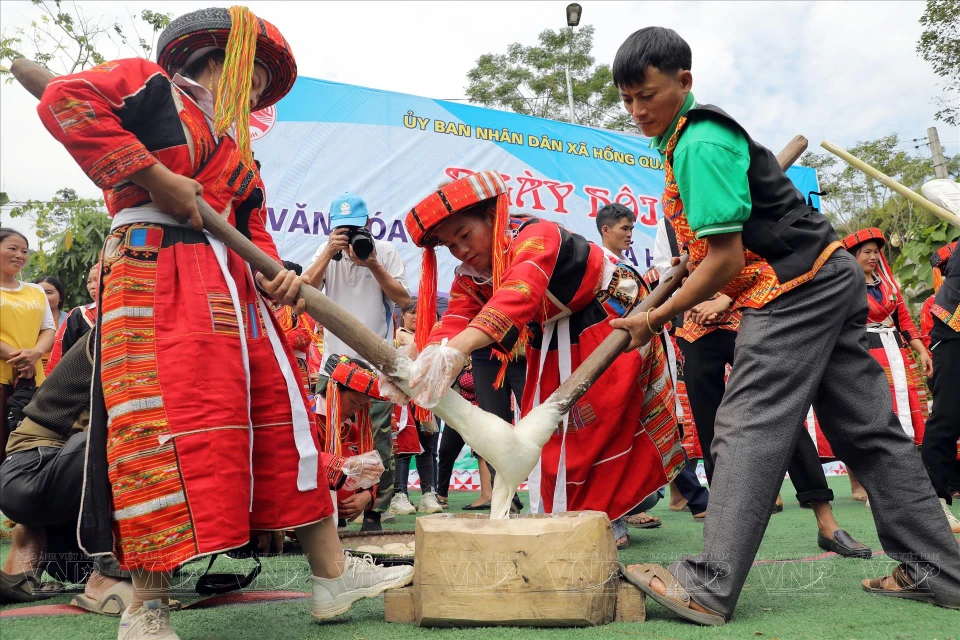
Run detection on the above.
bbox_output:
[1,0,956,236]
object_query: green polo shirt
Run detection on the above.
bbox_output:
[652,92,752,238]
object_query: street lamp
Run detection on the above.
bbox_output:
[564,3,581,124]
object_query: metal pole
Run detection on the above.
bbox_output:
[565,26,576,123]
[927,127,948,179]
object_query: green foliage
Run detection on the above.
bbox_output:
[466,25,630,130]
[10,188,110,308]
[0,1,171,82]
[917,0,960,126]
[801,136,960,310]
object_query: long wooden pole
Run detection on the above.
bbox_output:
[821,140,960,229]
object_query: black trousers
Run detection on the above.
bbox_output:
[396,429,438,494]
[678,330,833,504]
[922,337,960,503]
[0,431,126,582]
[436,352,526,497]
[671,451,709,514]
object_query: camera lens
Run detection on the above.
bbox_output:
[351,234,374,261]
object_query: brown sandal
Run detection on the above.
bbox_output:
[622,563,725,626]
[862,566,934,602]
[624,513,661,529]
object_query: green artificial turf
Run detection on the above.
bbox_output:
[2,476,958,640]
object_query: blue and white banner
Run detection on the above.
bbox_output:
[252,78,820,294]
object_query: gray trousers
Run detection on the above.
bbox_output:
[672,251,960,618]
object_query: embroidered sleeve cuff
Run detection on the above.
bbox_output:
[694,222,744,239]
[86,143,157,189]
[326,455,346,490]
[468,307,522,351]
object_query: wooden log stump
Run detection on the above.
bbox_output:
[614,578,646,622]
[410,511,619,627]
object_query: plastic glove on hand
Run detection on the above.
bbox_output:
[409,339,469,409]
[380,344,417,405]
[341,450,384,491]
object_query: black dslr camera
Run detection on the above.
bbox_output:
[332,226,375,261]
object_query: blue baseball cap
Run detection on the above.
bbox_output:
[329,192,369,228]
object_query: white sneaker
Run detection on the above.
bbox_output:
[310,554,414,620]
[418,491,444,514]
[941,498,960,534]
[389,493,417,515]
[118,599,179,640]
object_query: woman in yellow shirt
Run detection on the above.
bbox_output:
[1,228,56,461]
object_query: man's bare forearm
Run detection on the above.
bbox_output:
[370,263,411,308]
[651,233,746,327]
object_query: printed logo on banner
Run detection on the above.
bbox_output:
[250,106,277,141]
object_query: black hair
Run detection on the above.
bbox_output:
[612,27,692,88]
[402,298,417,314]
[34,276,65,310]
[282,260,303,276]
[181,49,226,81]
[596,203,636,234]
[0,227,29,248]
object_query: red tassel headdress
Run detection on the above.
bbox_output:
[321,355,382,457]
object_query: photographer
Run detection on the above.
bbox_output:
[303,192,410,531]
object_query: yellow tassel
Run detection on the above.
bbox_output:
[214,5,259,162]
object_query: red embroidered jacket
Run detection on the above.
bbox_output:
[45,303,96,374]
[37,58,280,264]
[428,218,606,352]
[920,295,935,350]
[867,276,920,343]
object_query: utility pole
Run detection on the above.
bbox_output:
[927,127,948,179]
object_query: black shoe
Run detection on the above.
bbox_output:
[360,511,382,532]
[462,500,491,511]
[510,494,524,514]
[817,530,872,559]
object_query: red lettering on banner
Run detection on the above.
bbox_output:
[515,171,546,211]
[441,167,659,223]
[583,186,611,217]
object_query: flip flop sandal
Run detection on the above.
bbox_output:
[624,515,662,529]
[71,580,136,617]
[862,566,934,602]
[0,569,62,603]
[616,536,630,551]
[622,563,726,626]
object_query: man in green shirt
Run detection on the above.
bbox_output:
[608,26,960,625]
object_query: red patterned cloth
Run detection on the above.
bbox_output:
[314,397,377,509]
[428,216,683,520]
[98,223,329,570]
[920,295,935,350]
[45,303,96,374]
[40,54,332,571]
